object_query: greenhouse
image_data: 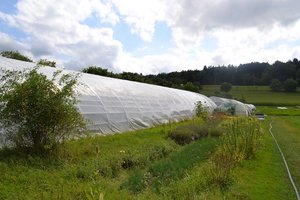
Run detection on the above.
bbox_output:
[0,56,217,135]
[209,96,255,116]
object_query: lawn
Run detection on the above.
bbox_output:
[201,85,300,106]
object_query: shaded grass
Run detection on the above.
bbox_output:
[201,85,300,106]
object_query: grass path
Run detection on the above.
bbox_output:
[270,116,300,193]
[224,117,297,200]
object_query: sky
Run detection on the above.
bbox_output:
[1,0,300,74]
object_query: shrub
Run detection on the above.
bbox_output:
[195,101,209,122]
[0,67,86,154]
[270,79,282,92]
[1,50,33,62]
[183,82,201,93]
[283,78,297,92]
[220,82,232,93]
[206,149,235,188]
[220,117,262,160]
[168,124,208,145]
[82,66,114,77]
[37,59,56,68]
[205,117,263,188]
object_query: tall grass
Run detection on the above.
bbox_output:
[220,117,262,161]
[207,117,263,188]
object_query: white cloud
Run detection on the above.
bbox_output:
[111,0,166,42]
[1,0,300,74]
[0,32,26,51]
[0,0,123,71]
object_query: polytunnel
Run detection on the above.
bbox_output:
[209,96,255,116]
[0,56,217,135]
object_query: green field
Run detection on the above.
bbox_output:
[1,111,300,199]
[1,84,300,199]
[201,85,300,106]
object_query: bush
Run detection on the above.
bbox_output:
[168,122,222,145]
[270,79,282,92]
[1,50,33,62]
[206,117,263,188]
[206,149,235,188]
[0,67,86,154]
[37,59,56,68]
[183,82,202,93]
[168,124,208,145]
[220,82,232,93]
[220,117,262,161]
[284,78,297,92]
[195,101,209,122]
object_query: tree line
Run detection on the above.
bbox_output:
[82,59,300,91]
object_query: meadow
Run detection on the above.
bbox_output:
[1,110,300,199]
[1,85,300,199]
[201,85,300,106]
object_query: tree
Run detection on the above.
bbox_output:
[270,79,283,92]
[37,59,56,68]
[82,66,114,77]
[283,79,297,92]
[183,82,200,93]
[1,50,33,62]
[220,82,232,93]
[0,67,86,154]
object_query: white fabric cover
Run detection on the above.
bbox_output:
[209,96,255,116]
[0,56,217,135]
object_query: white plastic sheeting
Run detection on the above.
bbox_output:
[0,56,217,135]
[209,96,255,116]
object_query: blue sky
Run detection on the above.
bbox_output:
[0,0,300,74]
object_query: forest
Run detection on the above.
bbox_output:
[83,58,300,92]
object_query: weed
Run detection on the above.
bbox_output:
[206,149,235,188]
[205,117,263,188]
[221,117,262,160]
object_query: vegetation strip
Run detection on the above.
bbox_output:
[269,120,300,200]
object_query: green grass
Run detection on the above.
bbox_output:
[224,117,296,199]
[1,108,300,199]
[256,106,300,116]
[123,137,217,193]
[0,123,181,199]
[201,85,300,106]
[269,116,300,192]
